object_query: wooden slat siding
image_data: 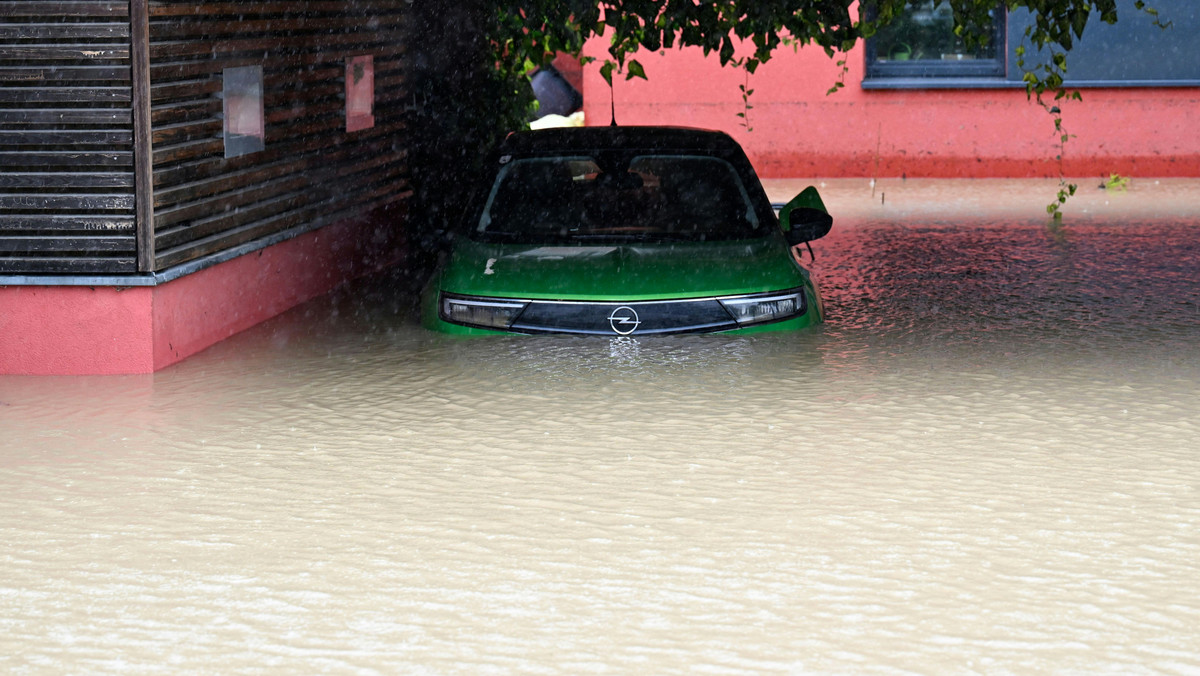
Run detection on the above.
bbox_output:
[0,87,131,104]
[0,215,134,232]
[0,173,135,189]
[146,0,412,271]
[131,0,154,270]
[0,256,136,274]
[155,150,404,246]
[1,45,131,60]
[3,2,129,17]
[0,194,135,211]
[0,5,137,274]
[147,41,406,80]
[0,130,133,146]
[0,66,131,83]
[0,108,132,125]
[0,151,133,167]
[151,120,407,206]
[0,236,134,254]
[0,23,131,41]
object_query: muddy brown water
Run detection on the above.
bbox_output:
[3,179,1199,673]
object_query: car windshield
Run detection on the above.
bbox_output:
[474,153,763,244]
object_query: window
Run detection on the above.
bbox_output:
[222,66,265,158]
[475,154,762,244]
[865,2,1006,82]
[346,55,375,132]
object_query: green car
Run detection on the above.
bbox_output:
[421,126,832,336]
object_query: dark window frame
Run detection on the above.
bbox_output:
[864,4,1007,81]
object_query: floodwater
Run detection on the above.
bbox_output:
[3,179,1200,674]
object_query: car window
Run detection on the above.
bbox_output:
[475,154,763,244]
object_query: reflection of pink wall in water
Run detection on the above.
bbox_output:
[581,37,1200,178]
[1,209,403,375]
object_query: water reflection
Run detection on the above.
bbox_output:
[2,214,1199,672]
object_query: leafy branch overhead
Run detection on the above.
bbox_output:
[492,1,1161,97]
[484,1,1163,222]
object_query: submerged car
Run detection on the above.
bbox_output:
[421,126,833,336]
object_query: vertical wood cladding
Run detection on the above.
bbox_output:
[1,1,410,275]
[146,0,410,270]
[0,1,137,274]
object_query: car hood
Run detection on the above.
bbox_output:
[439,236,805,300]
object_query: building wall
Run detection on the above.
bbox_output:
[0,1,138,274]
[144,1,411,271]
[1,1,414,374]
[0,203,404,375]
[1,1,412,276]
[581,32,1200,179]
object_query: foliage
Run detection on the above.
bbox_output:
[491,2,1160,98]
[1103,172,1131,191]
[408,1,1163,254]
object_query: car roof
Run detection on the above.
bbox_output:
[499,126,744,154]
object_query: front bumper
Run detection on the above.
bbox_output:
[435,288,812,336]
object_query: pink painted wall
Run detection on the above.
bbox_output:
[1,206,404,376]
[581,37,1200,178]
[0,286,155,375]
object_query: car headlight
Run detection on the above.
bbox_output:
[718,289,807,326]
[440,294,528,329]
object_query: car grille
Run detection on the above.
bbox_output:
[511,298,739,335]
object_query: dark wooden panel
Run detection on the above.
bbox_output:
[0,66,131,83]
[153,16,399,38]
[155,174,311,230]
[149,2,360,17]
[0,236,135,254]
[0,256,137,274]
[150,119,221,147]
[0,194,135,211]
[145,0,413,271]
[2,2,129,17]
[0,172,135,189]
[132,0,154,270]
[150,37,406,63]
[151,137,223,166]
[0,108,132,125]
[0,45,130,61]
[149,78,220,103]
[0,151,133,168]
[147,42,406,80]
[0,130,133,146]
[0,23,131,40]
[0,215,134,232]
[0,8,137,275]
[155,189,311,249]
[151,120,407,200]
[149,99,219,126]
[0,86,131,104]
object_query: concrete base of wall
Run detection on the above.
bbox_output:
[1,206,405,376]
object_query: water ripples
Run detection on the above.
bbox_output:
[3,217,1200,672]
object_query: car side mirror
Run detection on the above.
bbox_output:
[779,186,833,246]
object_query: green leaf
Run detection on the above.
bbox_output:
[599,61,615,87]
[626,59,646,80]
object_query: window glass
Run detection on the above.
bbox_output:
[222,66,265,158]
[476,154,761,244]
[346,55,375,132]
[867,2,1005,79]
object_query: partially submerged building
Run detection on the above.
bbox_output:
[582,1,1200,178]
[4,1,1198,374]
[2,0,410,374]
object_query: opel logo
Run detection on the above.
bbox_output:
[607,306,641,335]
